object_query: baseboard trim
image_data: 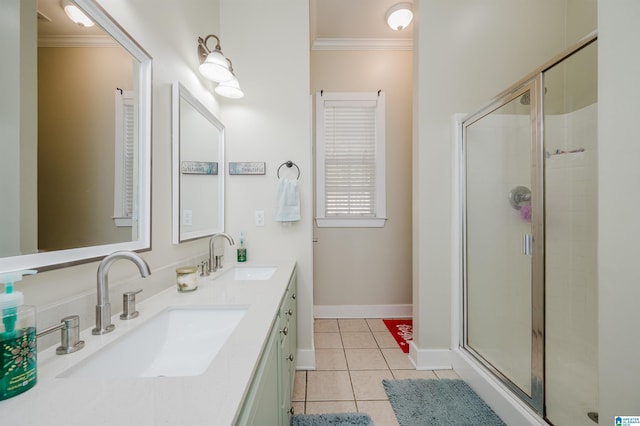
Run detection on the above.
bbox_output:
[408,341,453,370]
[296,348,316,370]
[313,304,412,319]
[452,349,546,425]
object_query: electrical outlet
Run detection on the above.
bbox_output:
[183,209,193,226]
[255,210,265,227]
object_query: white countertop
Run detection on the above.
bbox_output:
[0,260,296,426]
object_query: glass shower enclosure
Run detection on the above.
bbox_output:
[460,36,597,424]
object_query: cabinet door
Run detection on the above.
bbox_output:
[236,325,280,426]
[279,318,292,424]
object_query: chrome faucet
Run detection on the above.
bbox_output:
[209,233,235,273]
[92,251,151,335]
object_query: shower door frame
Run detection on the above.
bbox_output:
[458,34,598,418]
[460,77,545,414]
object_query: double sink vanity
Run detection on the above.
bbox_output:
[0,261,298,426]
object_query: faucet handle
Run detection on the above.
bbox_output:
[120,289,142,320]
[36,315,85,355]
[199,260,210,277]
[214,255,224,270]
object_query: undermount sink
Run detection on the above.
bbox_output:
[219,265,277,280]
[59,306,247,378]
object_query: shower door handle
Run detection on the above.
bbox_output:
[523,233,533,256]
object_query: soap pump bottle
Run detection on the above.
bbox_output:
[237,232,247,263]
[0,270,38,401]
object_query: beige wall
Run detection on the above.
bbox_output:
[38,46,133,250]
[311,49,413,308]
[598,0,640,420]
[414,0,569,353]
[219,0,314,364]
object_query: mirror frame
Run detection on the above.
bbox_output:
[171,82,225,244]
[0,0,152,273]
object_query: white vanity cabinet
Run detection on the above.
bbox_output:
[236,269,298,425]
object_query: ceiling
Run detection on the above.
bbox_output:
[38,0,414,45]
[310,0,414,42]
[37,0,106,37]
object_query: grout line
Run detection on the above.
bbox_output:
[303,370,308,412]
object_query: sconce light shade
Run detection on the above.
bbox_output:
[214,59,244,99]
[385,2,413,31]
[215,76,245,99]
[198,35,233,83]
[61,0,94,27]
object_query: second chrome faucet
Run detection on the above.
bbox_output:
[93,251,151,335]
[209,233,235,273]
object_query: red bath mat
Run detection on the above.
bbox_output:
[383,319,413,353]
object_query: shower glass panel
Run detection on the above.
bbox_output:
[464,84,539,403]
[544,40,598,426]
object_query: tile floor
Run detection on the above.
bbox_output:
[292,318,460,425]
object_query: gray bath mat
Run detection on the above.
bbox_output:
[383,379,506,425]
[291,412,373,426]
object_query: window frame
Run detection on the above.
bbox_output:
[315,91,387,228]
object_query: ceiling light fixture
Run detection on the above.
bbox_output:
[214,60,245,99]
[385,2,413,31]
[61,0,94,27]
[197,34,233,83]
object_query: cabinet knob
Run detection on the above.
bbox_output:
[286,309,294,316]
[280,326,288,336]
[286,354,294,362]
[289,407,295,415]
[291,293,296,300]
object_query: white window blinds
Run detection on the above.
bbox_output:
[113,90,135,227]
[324,100,377,216]
[316,92,386,228]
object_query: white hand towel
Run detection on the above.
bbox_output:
[275,177,300,222]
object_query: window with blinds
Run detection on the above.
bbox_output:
[316,92,386,228]
[113,90,135,227]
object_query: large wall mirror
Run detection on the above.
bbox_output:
[172,82,225,243]
[0,0,152,272]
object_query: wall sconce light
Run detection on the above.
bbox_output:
[61,0,94,27]
[214,60,245,99]
[385,2,413,31]
[197,34,233,83]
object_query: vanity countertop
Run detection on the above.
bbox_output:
[0,260,296,426]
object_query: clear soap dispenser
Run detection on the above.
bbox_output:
[0,270,38,400]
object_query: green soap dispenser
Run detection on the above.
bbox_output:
[237,232,247,263]
[0,270,38,401]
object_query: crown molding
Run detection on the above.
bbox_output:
[312,37,413,51]
[38,35,118,48]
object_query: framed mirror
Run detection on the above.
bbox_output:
[172,82,225,243]
[0,0,152,272]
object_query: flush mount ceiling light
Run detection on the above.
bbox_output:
[197,34,233,83]
[214,60,245,99]
[385,2,413,31]
[60,0,94,27]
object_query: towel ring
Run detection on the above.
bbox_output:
[277,161,300,180]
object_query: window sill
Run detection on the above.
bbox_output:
[113,217,132,227]
[315,217,387,228]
